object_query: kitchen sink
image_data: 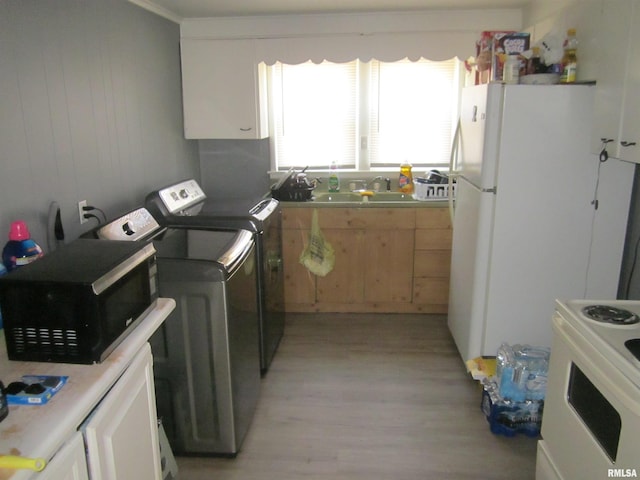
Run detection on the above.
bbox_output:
[313,191,416,203]
[313,192,363,202]
[367,192,414,202]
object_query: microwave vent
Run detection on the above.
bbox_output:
[11,326,80,359]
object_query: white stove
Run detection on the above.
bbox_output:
[536,299,640,480]
[557,299,640,388]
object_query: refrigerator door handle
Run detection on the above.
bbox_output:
[448,119,462,223]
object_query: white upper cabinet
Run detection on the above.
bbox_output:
[591,0,640,163]
[180,39,268,139]
[619,2,640,163]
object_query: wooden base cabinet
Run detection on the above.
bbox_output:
[282,206,451,313]
[413,208,452,313]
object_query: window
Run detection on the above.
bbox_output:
[268,58,462,172]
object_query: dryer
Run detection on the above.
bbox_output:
[145,179,284,375]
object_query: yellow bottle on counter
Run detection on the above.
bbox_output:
[399,160,414,194]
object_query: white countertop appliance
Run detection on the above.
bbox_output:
[447,83,634,362]
[536,299,640,480]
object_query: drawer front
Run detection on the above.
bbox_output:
[413,278,450,305]
[415,229,452,250]
[282,207,415,230]
[414,250,451,277]
[415,207,451,229]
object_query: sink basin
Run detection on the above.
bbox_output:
[313,191,417,203]
[367,192,414,202]
[313,192,363,202]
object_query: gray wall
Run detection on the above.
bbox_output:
[198,139,271,200]
[0,0,199,250]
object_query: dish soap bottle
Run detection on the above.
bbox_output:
[2,220,44,272]
[398,160,414,194]
[328,161,340,192]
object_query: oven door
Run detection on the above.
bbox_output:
[539,313,640,479]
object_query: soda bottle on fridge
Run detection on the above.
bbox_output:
[560,28,578,84]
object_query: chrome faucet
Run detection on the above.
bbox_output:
[371,176,392,191]
[349,179,368,191]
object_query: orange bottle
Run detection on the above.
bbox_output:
[398,160,414,194]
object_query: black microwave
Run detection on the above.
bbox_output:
[0,239,158,364]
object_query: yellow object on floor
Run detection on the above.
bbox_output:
[466,357,496,381]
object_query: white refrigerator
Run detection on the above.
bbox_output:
[447,83,634,362]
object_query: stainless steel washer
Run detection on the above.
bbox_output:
[88,208,261,456]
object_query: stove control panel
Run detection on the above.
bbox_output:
[97,207,161,242]
[158,179,206,215]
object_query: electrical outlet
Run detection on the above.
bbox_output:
[78,200,88,224]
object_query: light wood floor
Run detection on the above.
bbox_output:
[176,313,537,479]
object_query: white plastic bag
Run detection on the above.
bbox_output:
[299,209,335,277]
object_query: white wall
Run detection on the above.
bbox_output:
[523,0,603,81]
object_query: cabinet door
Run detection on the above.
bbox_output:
[84,344,162,480]
[38,432,88,480]
[282,228,316,304]
[316,228,366,304]
[364,229,414,303]
[181,39,266,139]
[619,2,640,163]
[590,0,634,158]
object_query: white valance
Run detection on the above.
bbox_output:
[254,31,477,65]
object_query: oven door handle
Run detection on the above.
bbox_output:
[553,314,640,416]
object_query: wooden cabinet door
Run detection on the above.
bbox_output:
[364,229,414,303]
[84,344,162,480]
[316,229,366,304]
[282,228,316,304]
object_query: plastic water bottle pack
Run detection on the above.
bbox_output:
[496,343,550,402]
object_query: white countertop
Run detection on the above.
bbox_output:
[0,298,175,480]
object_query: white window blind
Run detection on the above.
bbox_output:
[269,58,461,171]
[368,58,459,168]
[271,61,358,170]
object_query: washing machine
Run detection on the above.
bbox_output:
[145,178,284,375]
[86,207,261,456]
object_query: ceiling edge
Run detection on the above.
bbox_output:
[128,0,183,23]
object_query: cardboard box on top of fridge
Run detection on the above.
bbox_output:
[476,31,530,84]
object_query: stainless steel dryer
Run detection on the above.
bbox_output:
[89,208,261,456]
[144,179,284,375]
